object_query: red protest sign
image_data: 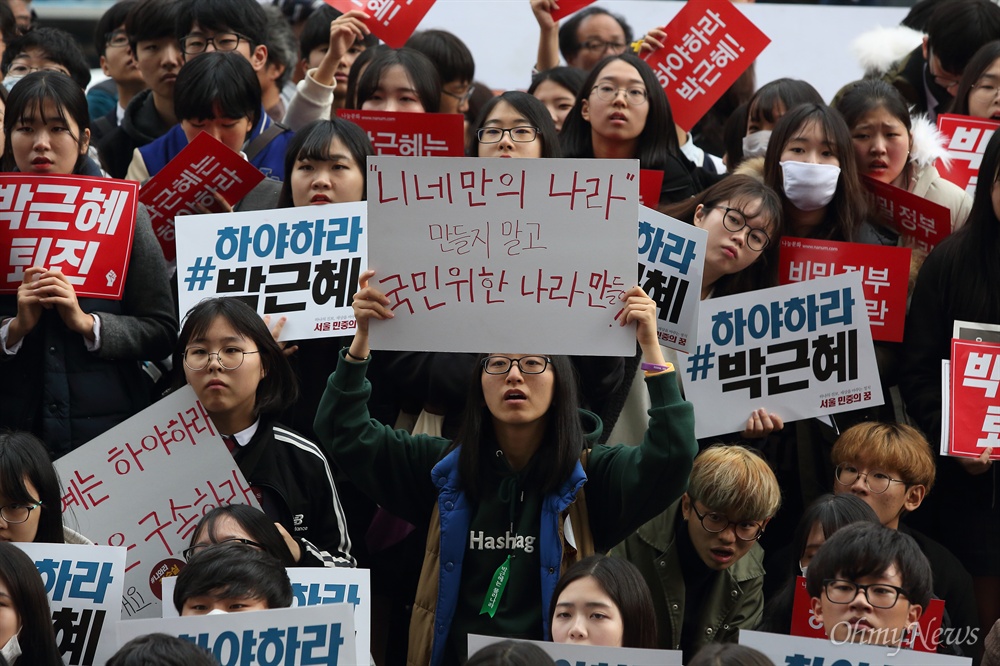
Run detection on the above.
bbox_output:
[336,109,464,156]
[936,113,999,195]
[549,0,597,22]
[639,169,664,208]
[643,0,768,132]
[791,576,944,652]
[862,176,952,252]
[139,132,264,263]
[948,339,1000,460]
[778,237,911,343]
[324,0,435,48]
[0,174,138,300]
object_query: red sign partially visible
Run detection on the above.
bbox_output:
[863,176,952,252]
[936,113,1000,196]
[643,0,769,132]
[324,0,436,48]
[639,169,665,209]
[549,0,597,22]
[0,174,138,299]
[778,237,911,343]
[791,576,944,652]
[336,109,464,156]
[949,339,1000,460]
[139,132,264,263]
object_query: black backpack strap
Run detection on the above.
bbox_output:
[245,121,288,162]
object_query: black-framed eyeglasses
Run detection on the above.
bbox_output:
[183,347,260,371]
[477,126,539,144]
[823,579,909,609]
[482,355,552,375]
[105,29,130,48]
[180,32,251,55]
[6,63,70,78]
[690,503,764,541]
[590,83,647,105]
[443,84,475,104]
[715,206,771,252]
[0,500,42,524]
[182,538,265,562]
[834,464,906,494]
[581,39,627,55]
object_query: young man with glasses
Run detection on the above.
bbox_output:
[611,445,780,660]
[806,522,932,648]
[89,1,147,142]
[830,421,979,658]
[406,30,475,115]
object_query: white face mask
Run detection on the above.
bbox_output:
[1,632,22,663]
[742,131,771,158]
[206,609,229,616]
[2,76,23,92]
[780,161,841,212]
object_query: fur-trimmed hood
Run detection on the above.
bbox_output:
[909,113,951,169]
[851,25,925,77]
[734,155,766,183]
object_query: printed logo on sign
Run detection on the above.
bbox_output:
[469,530,536,553]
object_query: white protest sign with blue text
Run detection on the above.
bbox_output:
[467,634,681,666]
[683,271,883,438]
[54,386,259,619]
[15,543,126,666]
[162,567,371,659]
[366,157,638,355]
[740,630,971,665]
[117,604,358,665]
[637,205,706,353]
[176,201,367,341]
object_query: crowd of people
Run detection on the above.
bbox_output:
[0,0,998,664]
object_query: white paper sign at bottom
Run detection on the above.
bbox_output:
[740,629,971,665]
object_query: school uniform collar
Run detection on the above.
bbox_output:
[227,418,261,448]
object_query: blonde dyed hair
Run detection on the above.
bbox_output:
[688,445,781,520]
[831,422,936,492]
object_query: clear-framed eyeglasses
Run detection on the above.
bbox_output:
[183,347,260,371]
[834,464,905,494]
[0,500,42,524]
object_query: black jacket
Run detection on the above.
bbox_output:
[96,89,173,179]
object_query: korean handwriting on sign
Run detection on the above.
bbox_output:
[429,220,545,259]
[369,131,450,156]
[181,622,346,664]
[651,10,745,100]
[962,351,1000,447]
[3,182,129,284]
[291,583,363,608]
[146,155,245,232]
[787,262,891,327]
[106,402,216,476]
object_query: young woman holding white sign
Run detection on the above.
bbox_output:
[314,271,697,666]
[0,542,63,665]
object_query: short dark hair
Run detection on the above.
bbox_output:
[189,504,296,567]
[94,0,138,58]
[0,430,65,543]
[299,5,377,60]
[125,0,180,54]
[789,494,880,579]
[466,640,555,666]
[279,117,374,207]
[173,297,299,416]
[2,70,90,173]
[173,51,261,127]
[0,543,64,665]
[747,78,824,131]
[926,0,1000,76]
[1,27,91,89]
[107,634,217,666]
[175,0,268,50]
[173,542,293,613]
[468,91,562,158]
[550,555,657,648]
[405,29,474,84]
[687,644,774,666]
[558,7,633,64]
[805,522,933,608]
[527,66,587,98]
[355,46,441,113]
[951,40,1000,116]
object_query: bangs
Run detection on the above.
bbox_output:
[16,96,69,128]
[748,92,784,125]
[295,126,342,163]
[0,451,37,503]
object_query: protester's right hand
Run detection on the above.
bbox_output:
[8,266,46,344]
[531,0,559,30]
[352,270,393,335]
[328,10,370,61]
[639,27,667,55]
[958,447,994,475]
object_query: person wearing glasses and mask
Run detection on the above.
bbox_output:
[314,271,697,666]
[830,422,979,659]
[174,297,355,568]
[806,522,932,648]
[611,445,781,661]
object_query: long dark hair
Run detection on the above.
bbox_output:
[2,70,90,173]
[278,117,374,207]
[763,103,869,242]
[0,542,63,665]
[660,174,783,296]
[173,298,298,417]
[449,355,583,502]
[950,40,1000,116]
[549,555,658,649]
[746,78,823,132]
[560,53,681,169]
[0,431,64,543]
[468,91,561,158]
[188,504,296,567]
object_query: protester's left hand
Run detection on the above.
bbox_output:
[638,27,667,55]
[741,408,783,439]
[32,268,95,339]
[958,447,994,475]
[194,188,233,215]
